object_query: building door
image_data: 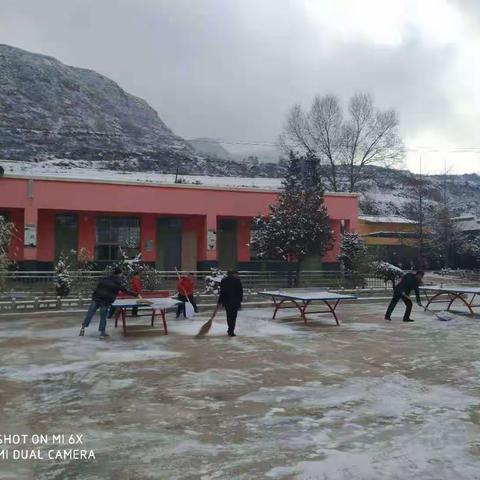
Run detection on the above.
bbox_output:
[218,219,237,269]
[181,231,197,271]
[156,218,182,271]
[55,213,78,262]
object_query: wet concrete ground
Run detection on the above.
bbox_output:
[1,302,480,479]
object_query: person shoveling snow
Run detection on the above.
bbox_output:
[385,271,424,322]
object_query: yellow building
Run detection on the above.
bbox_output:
[359,215,419,268]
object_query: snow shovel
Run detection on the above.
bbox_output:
[175,267,195,319]
[424,306,456,321]
[196,304,219,338]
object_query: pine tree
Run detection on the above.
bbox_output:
[461,234,480,268]
[54,253,72,297]
[427,207,464,268]
[338,232,371,287]
[251,152,334,283]
[338,232,368,272]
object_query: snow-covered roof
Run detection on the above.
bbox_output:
[0,160,357,196]
[1,160,282,191]
[359,215,417,224]
[362,231,418,238]
[452,215,480,232]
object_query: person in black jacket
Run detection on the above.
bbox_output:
[385,271,424,322]
[218,270,243,337]
[79,268,137,338]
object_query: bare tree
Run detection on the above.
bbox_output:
[279,92,403,192]
[341,93,403,192]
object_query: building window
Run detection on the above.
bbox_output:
[95,217,140,261]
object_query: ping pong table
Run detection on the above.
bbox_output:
[420,285,480,315]
[111,297,181,336]
[258,289,357,325]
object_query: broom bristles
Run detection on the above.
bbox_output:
[196,319,213,337]
[196,306,219,338]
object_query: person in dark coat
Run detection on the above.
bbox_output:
[385,271,424,322]
[79,268,137,338]
[218,270,243,337]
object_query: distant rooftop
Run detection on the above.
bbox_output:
[452,215,480,232]
[359,215,417,224]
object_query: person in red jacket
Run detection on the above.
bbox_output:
[176,272,199,318]
[130,270,142,316]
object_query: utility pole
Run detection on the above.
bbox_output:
[442,158,449,209]
[417,153,424,269]
[442,159,451,268]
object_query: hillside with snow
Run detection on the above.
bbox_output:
[355,166,480,218]
[0,44,283,178]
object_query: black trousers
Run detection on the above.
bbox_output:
[225,305,239,334]
[385,293,412,320]
[176,294,198,317]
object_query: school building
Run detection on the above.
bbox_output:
[0,173,359,271]
[358,215,419,268]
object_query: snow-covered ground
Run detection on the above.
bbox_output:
[1,303,480,479]
[1,160,282,189]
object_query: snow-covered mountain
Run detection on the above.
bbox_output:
[0,44,196,163]
[188,138,283,164]
[188,138,233,160]
[0,44,286,177]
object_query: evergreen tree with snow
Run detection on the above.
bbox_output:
[461,234,480,268]
[338,232,371,288]
[54,253,72,297]
[251,152,334,282]
[427,207,464,268]
[338,232,367,271]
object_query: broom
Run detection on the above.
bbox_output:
[196,304,219,337]
[136,294,153,305]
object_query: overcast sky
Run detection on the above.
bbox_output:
[1,0,480,174]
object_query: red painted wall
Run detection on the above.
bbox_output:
[0,178,357,220]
